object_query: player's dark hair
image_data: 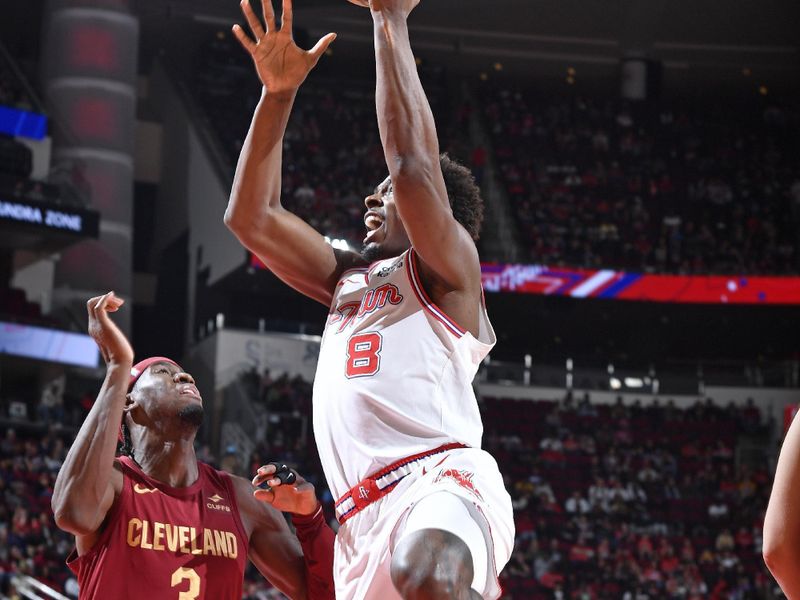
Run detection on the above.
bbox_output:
[439,153,484,241]
[118,419,135,460]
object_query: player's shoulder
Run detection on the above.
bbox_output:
[225,472,263,509]
[335,250,371,279]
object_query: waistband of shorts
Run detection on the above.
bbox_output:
[334,443,468,525]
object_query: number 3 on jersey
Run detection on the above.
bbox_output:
[345,332,383,378]
[171,567,200,599]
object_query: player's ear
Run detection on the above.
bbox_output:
[124,393,139,413]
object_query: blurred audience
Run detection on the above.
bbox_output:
[484,88,800,274]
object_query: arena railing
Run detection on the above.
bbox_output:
[8,576,70,600]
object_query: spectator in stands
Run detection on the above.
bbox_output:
[483,88,800,274]
[565,491,591,515]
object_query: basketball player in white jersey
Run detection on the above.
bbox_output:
[226,0,514,598]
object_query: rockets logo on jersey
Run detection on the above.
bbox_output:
[433,468,485,501]
[329,283,404,333]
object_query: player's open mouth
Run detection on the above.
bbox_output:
[364,211,385,244]
[364,211,384,230]
[179,386,202,402]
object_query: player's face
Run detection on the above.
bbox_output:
[131,362,204,428]
[361,176,411,262]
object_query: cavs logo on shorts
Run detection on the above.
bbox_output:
[433,468,484,501]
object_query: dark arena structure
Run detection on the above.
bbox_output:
[1,0,799,598]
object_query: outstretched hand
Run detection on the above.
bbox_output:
[86,292,134,367]
[252,462,319,516]
[233,0,336,95]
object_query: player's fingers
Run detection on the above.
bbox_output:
[253,488,275,503]
[261,0,277,32]
[93,292,115,318]
[252,467,276,487]
[280,0,293,33]
[263,470,297,488]
[232,24,257,53]
[86,295,103,319]
[240,0,265,39]
[308,32,336,63]
[106,294,125,312]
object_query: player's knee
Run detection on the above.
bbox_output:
[390,528,476,600]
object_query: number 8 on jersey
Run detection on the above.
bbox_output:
[345,332,383,378]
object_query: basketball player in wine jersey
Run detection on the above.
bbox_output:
[226,0,514,598]
[52,292,335,599]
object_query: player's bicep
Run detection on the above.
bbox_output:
[74,467,122,555]
[231,206,362,306]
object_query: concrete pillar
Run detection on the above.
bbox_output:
[40,0,138,334]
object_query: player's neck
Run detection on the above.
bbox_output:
[133,436,199,488]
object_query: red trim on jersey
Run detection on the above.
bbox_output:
[405,249,466,338]
[335,443,468,524]
[475,503,504,599]
[337,267,370,288]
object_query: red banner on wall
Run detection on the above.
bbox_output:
[480,264,800,305]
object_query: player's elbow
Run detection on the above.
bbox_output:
[387,154,436,186]
[223,205,249,235]
[52,505,97,537]
[763,527,797,577]
[225,206,262,241]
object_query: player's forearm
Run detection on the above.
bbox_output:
[372,11,439,177]
[225,88,296,232]
[52,363,129,533]
[292,505,336,599]
[764,411,800,596]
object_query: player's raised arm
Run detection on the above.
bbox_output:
[369,0,481,293]
[225,0,361,306]
[764,410,800,596]
[52,292,130,543]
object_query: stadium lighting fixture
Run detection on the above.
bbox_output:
[324,236,352,251]
[624,377,644,388]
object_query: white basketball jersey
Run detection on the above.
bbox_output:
[312,248,496,499]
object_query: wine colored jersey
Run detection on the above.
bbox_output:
[313,248,496,499]
[67,456,248,600]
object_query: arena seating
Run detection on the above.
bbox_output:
[483,394,774,597]
[184,30,800,276]
[483,88,800,274]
